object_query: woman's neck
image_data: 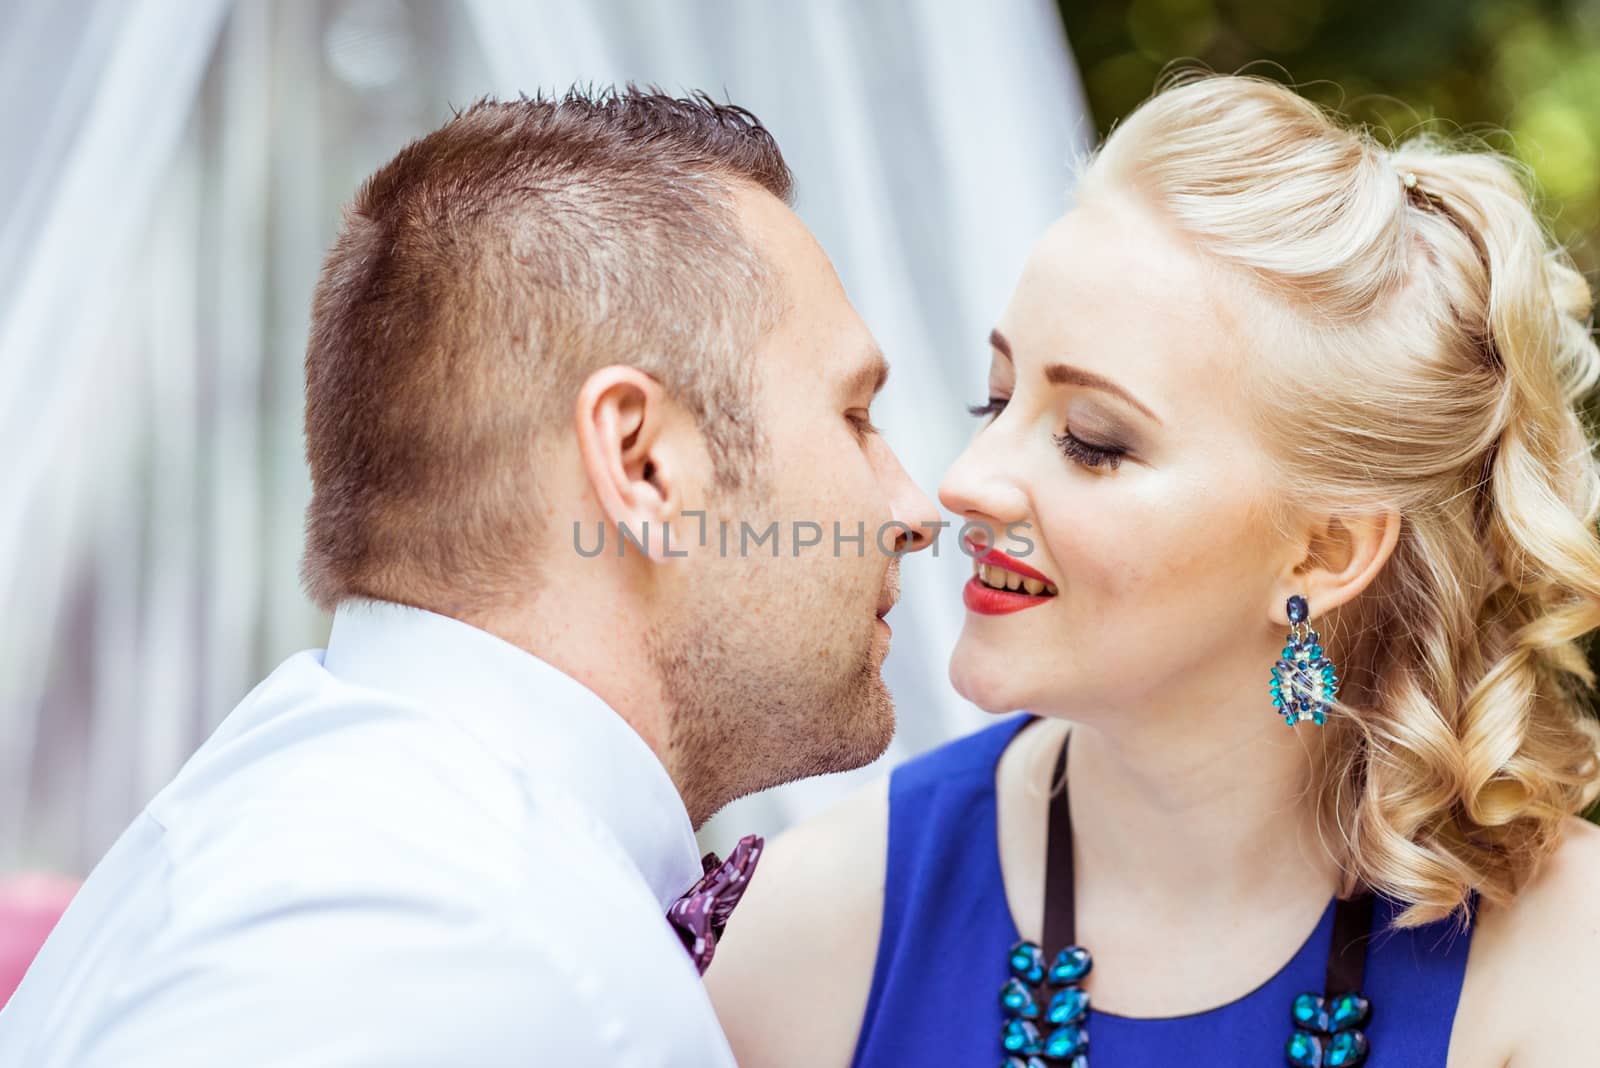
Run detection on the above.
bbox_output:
[1004,697,1344,927]
[1062,708,1339,913]
[997,702,1344,1016]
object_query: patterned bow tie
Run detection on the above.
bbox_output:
[666,833,764,975]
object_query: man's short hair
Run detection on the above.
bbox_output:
[300,87,794,615]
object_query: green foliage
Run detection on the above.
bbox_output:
[1061,0,1600,276]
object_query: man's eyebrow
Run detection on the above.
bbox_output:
[844,346,890,399]
[990,327,1162,426]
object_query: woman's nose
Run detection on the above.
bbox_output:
[939,433,1031,530]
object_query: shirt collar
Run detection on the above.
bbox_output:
[320,597,704,911]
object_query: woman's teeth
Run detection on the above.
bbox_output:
[975,563,1057,596]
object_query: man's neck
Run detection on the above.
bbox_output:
[469,595,676,771]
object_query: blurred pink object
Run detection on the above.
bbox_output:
[0,873,80,1008]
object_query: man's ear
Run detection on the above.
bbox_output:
[1276,506,1402,623]
[573,365,692,561]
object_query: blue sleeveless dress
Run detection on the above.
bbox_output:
[851,715,1474,1067]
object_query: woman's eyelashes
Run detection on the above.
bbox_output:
[1053,430,1127,469]
[966,395,1129,471]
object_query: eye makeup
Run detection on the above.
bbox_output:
[966,395,1132,471]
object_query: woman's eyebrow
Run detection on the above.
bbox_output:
[990,327,1163,426]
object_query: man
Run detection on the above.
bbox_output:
[0,88,937,1066]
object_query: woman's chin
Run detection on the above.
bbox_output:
[948,649,1026,715]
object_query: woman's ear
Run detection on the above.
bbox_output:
[572,365,692,561]
[1277,506,1402,623]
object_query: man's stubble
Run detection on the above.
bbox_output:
[648,518,897,827]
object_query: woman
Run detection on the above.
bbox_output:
[705,74,1600,1067]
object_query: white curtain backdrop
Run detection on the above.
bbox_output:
[0,0,1092,873]
[0,0,235,872]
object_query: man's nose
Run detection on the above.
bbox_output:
[883,450,939,556]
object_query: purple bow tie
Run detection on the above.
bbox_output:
[666,833,764,975]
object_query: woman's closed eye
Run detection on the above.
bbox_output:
[1053,430,1126,470]
[967,395,1128,471]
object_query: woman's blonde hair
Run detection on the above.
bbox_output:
[1081,73,1600,926]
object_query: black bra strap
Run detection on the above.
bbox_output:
[1039,728,1375,1000]
[1326,891,1375,996]
[1041,729,1076,953]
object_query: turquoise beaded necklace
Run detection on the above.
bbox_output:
[998,732,1375,1067]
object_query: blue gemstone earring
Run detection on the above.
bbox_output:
[1270,595,1339,727]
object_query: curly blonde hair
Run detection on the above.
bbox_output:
[1079,73,1600,926]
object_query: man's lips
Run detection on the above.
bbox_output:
[876,564,901,619]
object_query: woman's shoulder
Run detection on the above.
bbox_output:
[1479,814,1600,962]
[1454,815,1600,1067]
[1518,813,1600,902]
[704,717,1034,1067]
[705,774,890,1068]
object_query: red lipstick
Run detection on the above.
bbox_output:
[963,538,1057,616]
[963,577,1053,615]
[972,544,1052,584]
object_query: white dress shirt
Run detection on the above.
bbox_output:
[0,599,738,1067]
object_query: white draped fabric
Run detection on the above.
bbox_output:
[0,0,1091,872]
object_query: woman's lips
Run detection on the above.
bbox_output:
[962,539,1058,616]
[963,576,1054,615]
[966,539,1055,586]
